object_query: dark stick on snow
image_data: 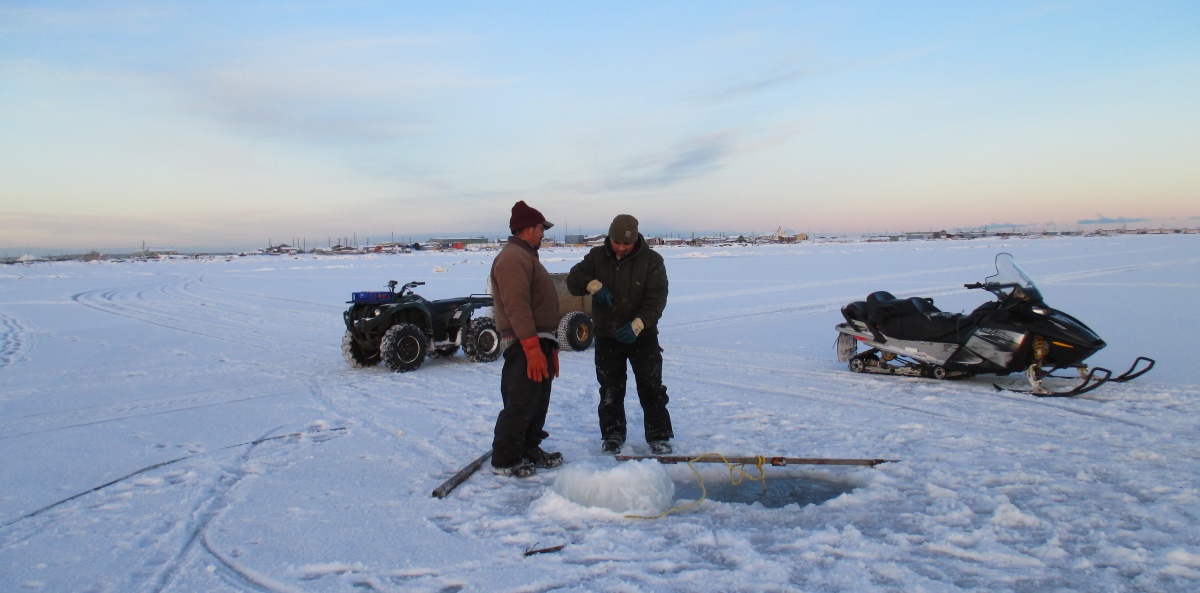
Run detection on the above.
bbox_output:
[524,543,566,556]
[614,454,895,467]
[432,450,493,498]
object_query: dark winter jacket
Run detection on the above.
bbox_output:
[566,234,668,339]
[490,236,560,342]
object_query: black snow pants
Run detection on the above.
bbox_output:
[595,333,673,444]
[492,338,556,468]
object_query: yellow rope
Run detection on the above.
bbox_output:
[625,453,769,520]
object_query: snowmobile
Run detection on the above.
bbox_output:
[835,253,1153,396]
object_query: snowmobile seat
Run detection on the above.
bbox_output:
[908,297,940,315]
[866,293,968,342]
[841,300,869,324]
[865,291,901,320]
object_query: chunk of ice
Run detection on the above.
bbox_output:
[553,459,674,515]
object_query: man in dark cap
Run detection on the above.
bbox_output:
[489,201,564,477]
[567,214,674,455]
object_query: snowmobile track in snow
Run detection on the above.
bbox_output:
[0,312,32,370]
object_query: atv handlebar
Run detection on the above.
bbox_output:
[387,280,426,297]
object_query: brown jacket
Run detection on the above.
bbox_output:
[490,236,560,342]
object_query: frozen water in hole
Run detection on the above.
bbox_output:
[671,470,857,508]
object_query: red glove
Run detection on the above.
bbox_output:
[521,336,549,382]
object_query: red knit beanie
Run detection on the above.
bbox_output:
[509,201,554,233]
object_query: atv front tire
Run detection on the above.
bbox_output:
[380,323,428,372]
[342,330,381,368]
[463,317,501,363]
[556,310,594,351]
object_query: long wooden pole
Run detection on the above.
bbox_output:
[432,450,493,498]
[614,454,894,467]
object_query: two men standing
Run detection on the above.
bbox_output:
[490,203,673,479]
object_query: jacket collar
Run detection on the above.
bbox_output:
[507,235,540,257]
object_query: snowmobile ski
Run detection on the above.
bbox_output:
[993,356,1154,397]
[1109,356,1155,383]
[993,365,1113,397]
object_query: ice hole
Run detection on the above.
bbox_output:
[669,468,857,509]
[553,460,860,513]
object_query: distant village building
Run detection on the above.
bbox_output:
[427,237,490,249]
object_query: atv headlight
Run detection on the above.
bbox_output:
[372,308,382,317]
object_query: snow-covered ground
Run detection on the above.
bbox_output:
[2,235,1198,593]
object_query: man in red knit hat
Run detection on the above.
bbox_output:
[489,201,563,477]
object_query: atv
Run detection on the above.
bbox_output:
[342,280,501,372]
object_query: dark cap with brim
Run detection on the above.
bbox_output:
[509,201,554,233]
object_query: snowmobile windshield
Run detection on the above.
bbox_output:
[984,253,1043,303]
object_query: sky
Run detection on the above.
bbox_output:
[2,1,1198,253]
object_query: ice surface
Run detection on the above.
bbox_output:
[2,235,1198,592]
[553,459,675,515]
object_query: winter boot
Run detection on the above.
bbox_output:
[491,461,536,478]
[524,446,563,469]
[601,438,623,454]
[649,440,673,455]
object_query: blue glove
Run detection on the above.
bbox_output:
[615,322,638,344]
[592,286,614,307]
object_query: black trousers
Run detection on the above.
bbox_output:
[491,339,555,468]
[595,333,673,443]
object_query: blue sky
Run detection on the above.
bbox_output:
[2,1,1197,252]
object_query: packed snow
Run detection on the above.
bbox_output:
[1,235,1198,592]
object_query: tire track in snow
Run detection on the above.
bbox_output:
[171,274,338,329]
[147,425,301,593]
[0,386,301,440]
[70,280,331,365]
[0,311,32,370]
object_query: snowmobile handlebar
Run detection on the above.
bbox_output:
[963,282,985,289]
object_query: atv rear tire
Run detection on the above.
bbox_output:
[342,330,381,368]
[557,310,594,351]
[381,323,428,372]
[463,317,501,363]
